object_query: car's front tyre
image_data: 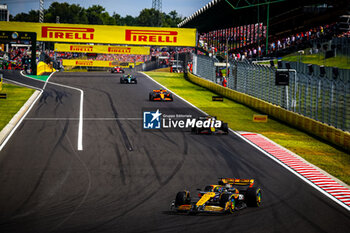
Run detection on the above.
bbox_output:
[246,187,261,207]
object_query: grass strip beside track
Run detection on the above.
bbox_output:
[0,83,34,131]
[279,48,350,69]
[145,71,350,185]
[282,54,350,69]
[26,74,50,82]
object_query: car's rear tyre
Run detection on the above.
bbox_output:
[246,187,261,207]
[221,123,229,134]
[120,78,123,84]
[134,80,137,84]
[175,191,191,207]
[168,93,173,101]
[191,127,197,134]
[149,93,153,101]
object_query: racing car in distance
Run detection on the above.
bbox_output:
[111,66,125,73]
[170,178,261,214]
[120,74,137,84]
[191,116,229,135]
[149,89,173,101]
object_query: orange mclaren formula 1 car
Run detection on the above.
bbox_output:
[149,89,173,101]
[170,178,261,214]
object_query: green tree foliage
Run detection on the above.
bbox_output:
[13,10,39,22]
[167,10,183,27]
[44,2,88,24]
[86,5,116,25]
[10,2,184,27]
[120,15,138,26]
[137,8,162,27]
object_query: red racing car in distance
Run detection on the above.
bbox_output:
[111,66,125,73]
[149,89,173,101]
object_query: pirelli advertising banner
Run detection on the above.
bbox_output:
[63,59,124,67]
[55,43,150,55]
[0,22,197,47]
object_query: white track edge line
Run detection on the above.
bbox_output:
[46,81,84,151]
[21,71,83,151]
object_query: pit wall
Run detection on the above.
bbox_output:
[37,61,56,75]
[187,72,350,152]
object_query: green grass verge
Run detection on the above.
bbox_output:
[0,83,35,131]
[145,71,350,185]
[26,75,50,82]
[282,50,350,69]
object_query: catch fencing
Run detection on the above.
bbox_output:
[192,54,350,132]
[310,37,350,61]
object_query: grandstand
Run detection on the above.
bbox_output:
[179,0,350,58]
[175,0,350,135]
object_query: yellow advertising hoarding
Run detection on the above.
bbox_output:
[253,115,268,123]
[55,43,150,55]
[0,22,197,47]
[62,59,136,68]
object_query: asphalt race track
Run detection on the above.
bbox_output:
[0,70,349,233]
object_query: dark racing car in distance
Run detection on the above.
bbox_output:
[170,178,261,214]
[191,116,229,135]
[149,89,173,101]
[111,66,125,73]
[120,74,137,84]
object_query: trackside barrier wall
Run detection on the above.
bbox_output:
[192,54,350,133]
[187,72,350,152]
[37,61,55,75]
[134,61,159,72]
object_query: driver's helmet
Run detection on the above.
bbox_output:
[127,74,131,78]
[159,88,163,91]
[214,186,224,193]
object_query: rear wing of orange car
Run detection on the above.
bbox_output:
[219,178,255,187]
[153,89,168,93]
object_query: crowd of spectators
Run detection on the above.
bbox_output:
[1,46,195,72]
[199,22,347,61]
[0,47,32,71]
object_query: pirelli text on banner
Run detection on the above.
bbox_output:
[55,44,150,55]
[62,60,141,68]
[63,60,114,67]
[125,29,177,43]
[0,22,197,47]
